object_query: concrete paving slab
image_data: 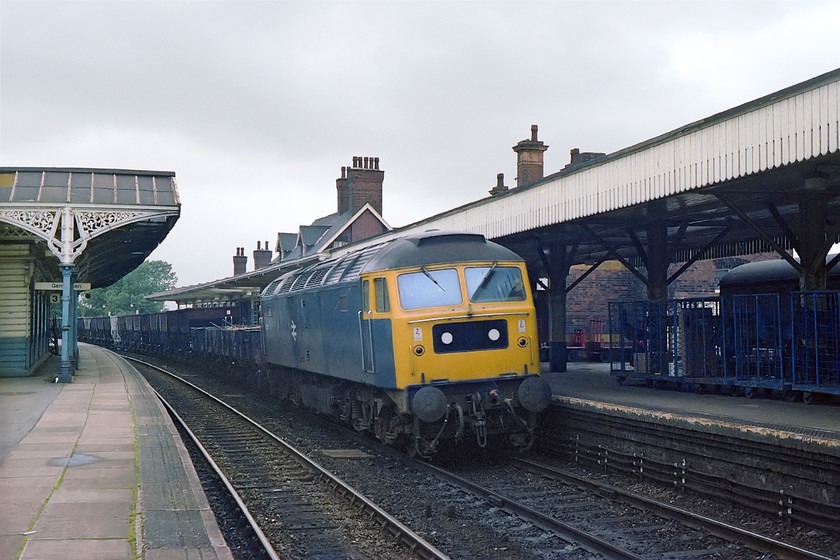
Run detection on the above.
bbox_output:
[5,442,77,458]
[60,465,137,488]
[34,501,132,538]
[0,503,42,533]
[0,475,57,493]
[0,464,65,479]
[21,538,132,560]
[0,535,26,560]
[72,442,136,453]
[11,432,80,445]
[49,486,134,504]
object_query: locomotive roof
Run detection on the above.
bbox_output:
[262,231,524,298]
[718,254,840,287]
[361,230,523,272]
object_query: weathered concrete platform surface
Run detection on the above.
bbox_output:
[0,344,233,560]
[543,362,840,456]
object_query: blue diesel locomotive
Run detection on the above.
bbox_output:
[260,231,552,456]
[79,231,552,457]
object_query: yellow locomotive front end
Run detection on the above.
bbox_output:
[365,255,551,455]
[391,261,539,386]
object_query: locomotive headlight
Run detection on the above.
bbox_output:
[413,345,425,356]
[517,337,529,348]
[488,328,501,341]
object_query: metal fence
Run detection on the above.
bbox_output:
[791,291,840,395]
[608,298,720,384]
[725,293,785,389]
[608,291,840,398]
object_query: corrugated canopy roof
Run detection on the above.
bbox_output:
[0,168,179,206]
[0,167,180,288]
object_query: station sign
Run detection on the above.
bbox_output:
[35,282,92,291]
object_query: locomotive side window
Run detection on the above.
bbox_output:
[465,266,526,303]
[374,277,390,313]
[397,268,462,310]
[362,280,370,313]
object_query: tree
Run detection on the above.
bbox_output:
[79,260,178,317]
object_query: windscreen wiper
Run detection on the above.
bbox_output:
[421,267,445,291]
[472,262,498,297]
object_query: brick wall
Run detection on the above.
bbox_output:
[562,254,776,336]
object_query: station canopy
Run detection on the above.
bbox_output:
[0,167,181,288]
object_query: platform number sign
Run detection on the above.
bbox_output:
[50,293,60,304]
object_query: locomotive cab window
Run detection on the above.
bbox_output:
[397,268,462,310]
[362,280,370,313]
[374,277,390,313]
[465,265,526,303]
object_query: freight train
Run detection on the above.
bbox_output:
[80,231,552,457]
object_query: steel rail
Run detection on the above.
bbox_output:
[153,389,280,560]
[409,459,645,560]
[514,457,834,560]
[126,356,449,560]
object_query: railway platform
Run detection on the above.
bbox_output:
[542,361,840,457]
[0,343,233,560]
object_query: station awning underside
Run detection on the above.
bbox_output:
[147,254,320,306]
[0,168,181,288]
[496,156,840,271]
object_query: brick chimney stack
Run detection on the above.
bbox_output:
[564,147,606,170]
[253,241,272,270]
[233,247,247,276]
[336,156,383,216]
[512,125,548,187]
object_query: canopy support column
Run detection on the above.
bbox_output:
[540,241,575,372]
[56,264,76,382]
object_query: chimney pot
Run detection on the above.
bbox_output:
[233,247,247,275]
[512,125,548,187]
[253,241,272,270]
[489,173,509,196]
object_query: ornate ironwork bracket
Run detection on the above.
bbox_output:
[0,205,176,264]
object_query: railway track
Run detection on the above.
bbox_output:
[416,456,835,560]
[128,353,837,559]
[129,357,447,560]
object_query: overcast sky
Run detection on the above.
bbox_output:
[2,1,838,287]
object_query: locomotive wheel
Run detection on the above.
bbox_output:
[802,391,814,405]
[743,386,754,399]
